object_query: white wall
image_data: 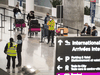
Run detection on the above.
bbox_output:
[8,0,17,7]
[26,0,34,13]
[84,1,90,7]
[84,15,91,26]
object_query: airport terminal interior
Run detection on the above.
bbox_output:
[0,0,100,75]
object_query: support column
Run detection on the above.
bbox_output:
[26,0,34,13]
[63,0,84,33]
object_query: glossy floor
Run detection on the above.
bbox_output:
[0,8,55,75]
[0,7,100,75]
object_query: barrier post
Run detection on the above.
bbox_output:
[21,24,22,34]
[9,17,13,31]
[23,13,25,21]
[2,8,6,21]
[77,29,79,36]
[0,14,4,28]
[39,26,44,43]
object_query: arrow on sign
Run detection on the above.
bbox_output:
[57,56,63,62]
[57,65,63,70]
[58,40,63,46]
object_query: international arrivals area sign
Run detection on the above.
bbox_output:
[55,37,100,75]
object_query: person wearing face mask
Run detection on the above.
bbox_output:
[47,17,55,44]
[27,11,35,21]
[43,13,50,37]
[91,26,98,36]
[44,13,50,24]
[80,23,91,36]
[13,5,21,18]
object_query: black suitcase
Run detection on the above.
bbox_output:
[30,24,40,28]
[30,20,38,25]
[15,19,24,24]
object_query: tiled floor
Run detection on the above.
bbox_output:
[0,7,100,75]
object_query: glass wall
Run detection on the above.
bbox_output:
[17,0,52,7]
[34,0,52,7]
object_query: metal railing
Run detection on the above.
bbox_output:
[0,7,80,38]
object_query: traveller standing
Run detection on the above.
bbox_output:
[13,5,21,18]
[44,13,50,24]
[27,11,35,22]
[4,38,17,73]
[47,17,55,44]
[16,35,22,67]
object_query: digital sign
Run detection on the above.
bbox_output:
[55,37,100,75]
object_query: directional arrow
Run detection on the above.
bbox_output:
[57,65,63,70]
[57,56,63,62]
[58,40,63,46]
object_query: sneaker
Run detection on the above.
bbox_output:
[12,69,15,73]
[47,43,49,44]
[7,69,10,73]
[52,43,54,44]
[16,64,21,67]
[6,67,10,69]
[13,28,15,31]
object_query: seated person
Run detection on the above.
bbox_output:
[81,23,91,36]
[91,26,98,36]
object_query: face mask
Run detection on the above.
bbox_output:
[16,7,18,9]
[50,19,52,21]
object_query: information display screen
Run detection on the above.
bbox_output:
[55,37,100,75]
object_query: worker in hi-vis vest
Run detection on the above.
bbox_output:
[47,17,55,44]
[4,38,17,73]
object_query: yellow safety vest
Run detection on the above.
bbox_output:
[7,42,17,56]
[47,19,55,30]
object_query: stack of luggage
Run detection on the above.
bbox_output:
[29,20,41,32]
[15,19,26,28]
[15,12,26,28]
[28,19,41,37]
[56,27,68,36]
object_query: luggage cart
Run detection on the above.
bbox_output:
[28,20,41,37]
[15,19,26,34]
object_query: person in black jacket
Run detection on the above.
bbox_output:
[92,26,98,36]
[81,23,91,35]
[4,38,16,73]
[16,35,22,67]
[13,5,21,18]
[27,11,35,21]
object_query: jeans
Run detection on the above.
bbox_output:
[48,30,54,43]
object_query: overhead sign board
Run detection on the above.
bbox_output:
[55,37,100,75]
[90,0,96,2]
